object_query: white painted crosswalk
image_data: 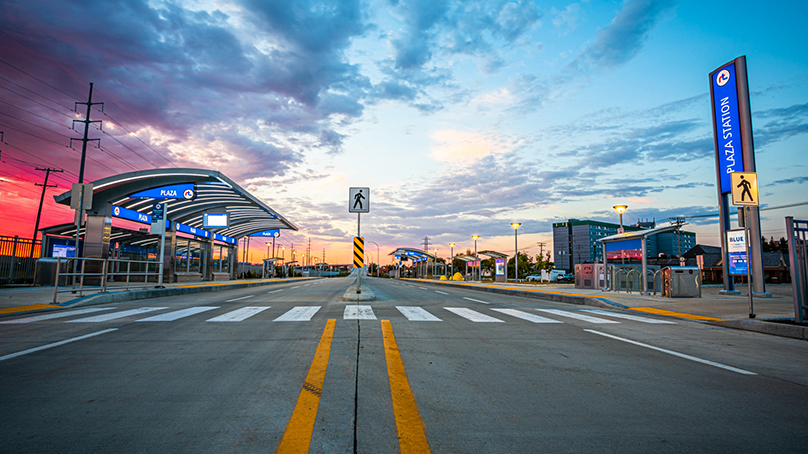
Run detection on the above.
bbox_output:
[344,305,376,320]
[136,306,219,322]
[2,302,677,327]
[444,307,504,323]
[396,306,442,321]
[207,306,270,322]
[274,306,320,321]
[67,307,167,323]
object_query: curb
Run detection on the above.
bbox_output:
[342,284,376,302]
[707,319,808,340]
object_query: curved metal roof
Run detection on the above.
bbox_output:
[388,247,436,261]
[53,168,297,239]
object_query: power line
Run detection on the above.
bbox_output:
[95,109,176,167]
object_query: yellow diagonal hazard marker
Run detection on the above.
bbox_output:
[353,236,364,269]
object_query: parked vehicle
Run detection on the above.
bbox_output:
[526,274,542,282]
[548,269,566,282]
[556,272,574,283]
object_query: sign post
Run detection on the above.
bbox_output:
[151,202,167,288]
[349,187,370,294]
[731,171,760,318]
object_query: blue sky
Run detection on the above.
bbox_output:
[1,0,806,264]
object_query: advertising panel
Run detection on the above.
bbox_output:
[727,229,747,275]
[495,258,505,276]
[711,61,744,194]
[605,238,642,260]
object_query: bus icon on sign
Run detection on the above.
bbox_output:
[183,189,195,199]
[716,69,730,86]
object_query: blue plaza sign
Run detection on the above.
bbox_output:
[112,205,151,224]
[248,229,280,237]
[110,204,235,244]
[711,62,744,194]
[130,184,196,200]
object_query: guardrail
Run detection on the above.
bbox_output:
[52,257,162,303]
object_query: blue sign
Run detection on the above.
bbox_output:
[726,230,747,275]
[112,205,152,224]
[248,229,280,237]
[728,251,747,275]
[152,203,165,221]
[711,62,744,193]
[130,184,196,200]
[175,222,210,238]
[213,232,236,245]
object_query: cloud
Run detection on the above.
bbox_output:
[560,0,676,80]
[429,129,499,161]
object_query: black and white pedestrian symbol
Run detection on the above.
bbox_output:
[349,187,370,213]
[730,172,759,207]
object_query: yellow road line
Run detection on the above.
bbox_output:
[275,319,336,454]
[630,307,727,322]
[0,304,58,315]
[381,320,431,454]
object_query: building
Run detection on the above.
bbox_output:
[552,219,696,273]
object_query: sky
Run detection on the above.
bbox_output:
[1,0,806,266]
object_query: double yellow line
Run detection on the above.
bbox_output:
[275,319,431,454]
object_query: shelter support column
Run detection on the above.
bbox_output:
[82,203,112,285]
[162,228,176,284]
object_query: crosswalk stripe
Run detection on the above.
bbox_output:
[136,306,219,322]
[435,291,448,295]
[67,307,167,323]
[418,287,428,290]
[268,289,284,294]
[207,306,270,322]
[444,307,504,323]
[274,306,321,322]
[396,306,442,321]
[491,308,563,323]
[344,305,376,320]
[581,309,676,324]
[0,307,114,324]
[536,308,619,324]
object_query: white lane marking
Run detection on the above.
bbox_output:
[207,307,270,322]
[536,309,619,324]
[444,307,504,323]
[584,330,757,375]
[462,297,490,305]
[581,309,677,324]
[67,307,167,323]
[435,291,449,295]
[291,286,301,289]
[0,329,118,362]
[304,284,311,287]
[137,306,219,322]
[418,287,428,290]
[491,308,563,323]
[344,305,376,320]
[0,307,114,324]
[226,295,255,302]
[267,289,284,294]
[274,306,321,322]
[396,306,442,321]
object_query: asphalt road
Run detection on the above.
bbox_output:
[1,277,807,453]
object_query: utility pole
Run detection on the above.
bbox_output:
[670,216,687,257]
[32,167,63,257]
[71,83,103,184]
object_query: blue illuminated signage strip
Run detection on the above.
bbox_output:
[213,232,236,244]
[711,63,744,193]
[174,222,210,238]
[112,205,151,224]
[248,229,280,237]
[129,184,196,200]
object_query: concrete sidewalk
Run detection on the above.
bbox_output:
[401,278,806,340]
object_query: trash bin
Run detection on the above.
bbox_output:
[662,266,701,298]
[34,258,69,286]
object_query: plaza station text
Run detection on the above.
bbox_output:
[719,96,737,171]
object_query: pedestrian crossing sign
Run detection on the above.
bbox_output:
[730,172,759,207]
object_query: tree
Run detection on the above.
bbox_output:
[506,252,533,279]
[533,252,552,272]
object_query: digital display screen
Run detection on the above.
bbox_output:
[52,244,76,258]
[203,213,228,228]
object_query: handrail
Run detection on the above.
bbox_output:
[626,269,641,294]
[53,257,162,303]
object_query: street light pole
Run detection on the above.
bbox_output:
[472,235,479,282]
[433,248,438,276]
[613,205,628,265]
[449,242,455,278]
[511,223,521,283]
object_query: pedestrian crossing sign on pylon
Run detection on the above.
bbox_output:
[353,236,364,268]
[730,172,759,206]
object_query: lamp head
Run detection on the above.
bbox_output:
[472,235,479,241]
[449,243,455,248]
[511,222,521,230]
[613,205,628,215]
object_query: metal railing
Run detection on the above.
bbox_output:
[52,257,162,303]
[786,217,808,323]
[0,235,42,284]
